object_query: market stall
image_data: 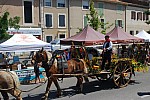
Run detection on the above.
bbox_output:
[0,34,50,83]
[60,25,105,46]
[135,30,150,42]
[106,26,143,43]
[0,34,51,52]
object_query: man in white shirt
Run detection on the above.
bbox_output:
[101,35,113,71]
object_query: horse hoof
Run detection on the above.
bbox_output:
[75,89,82,94]
[56,91,62,98]
[41,96,48,100]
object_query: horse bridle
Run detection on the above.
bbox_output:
[35,51,56,69]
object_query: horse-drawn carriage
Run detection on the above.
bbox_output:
[27,26,145,99]
[54,47,133,87]
[30,45,134,100]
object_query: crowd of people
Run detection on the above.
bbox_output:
[120,43,149,64]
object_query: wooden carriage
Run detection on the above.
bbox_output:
[58,25,145,88]
[52,47,134,88]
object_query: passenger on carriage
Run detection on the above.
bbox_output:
[70,45,78,59]
[79,47,86,59]
[101,35,113,72]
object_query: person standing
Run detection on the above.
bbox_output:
[101,35,113,71]
[34,63,41,83]
[29,51,34,59]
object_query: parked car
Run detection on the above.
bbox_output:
[50,39,70,51]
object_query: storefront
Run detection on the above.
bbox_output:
[7,28,42,40]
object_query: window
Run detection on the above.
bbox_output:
[136,31,139,34]
[45,13,53,27]
[58,14,66,28]
[146,14,149,21]
[98,3,103,15]
[46,36,52,43]
[137,12,142,20]
[57,0,65,7]
[143,13,146,21]
[118,20,123,27]
[117,5,123,14]
[83,15,88,27]
[131,11,136,20]
[24,1,33,23]
[115,20,123,28]
[130,31,134,35]
[44,0,52,7]
[100,19,105,29]
[82,0,89,10]
[58,33,66,39]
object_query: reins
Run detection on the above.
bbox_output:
[20,78,48,92]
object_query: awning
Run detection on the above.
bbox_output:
[7,28,42,35]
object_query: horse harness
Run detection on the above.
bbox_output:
[36,50,67,74]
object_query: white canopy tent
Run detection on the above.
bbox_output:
[135,30,150,42]
[0,34,52,52]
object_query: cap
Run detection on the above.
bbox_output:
[105,35,109,38]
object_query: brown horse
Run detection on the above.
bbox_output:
[0,71,22,100]
[32,49,88,100]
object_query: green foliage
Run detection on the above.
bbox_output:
[86,0,113,34]
[86,0,100,31]
[147,30,150,34]
[144,10,150,25]
[101,22,113,34]
[76,27,83,34]
[0,12,20,40]
[145,20,150,25]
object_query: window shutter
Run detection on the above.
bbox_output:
[84,16,88,27]
[98,3,103,16]
[122,20,124,28]
[115,20,118,27]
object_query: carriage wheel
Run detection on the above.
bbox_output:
[113,61,132,88]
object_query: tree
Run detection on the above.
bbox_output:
[86,0,100,31]
[86,0,113,34]
[0,12,20,40]
[144,10,150,25]
[144,10,150,34]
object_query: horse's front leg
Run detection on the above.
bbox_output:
[41,77,53,100]
[76,76,83,93]
[1,91,9,100]
[53,77,62,97]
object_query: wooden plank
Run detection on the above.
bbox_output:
[52,73,84,76]
[99,71,111,74]
[52,71,111,77]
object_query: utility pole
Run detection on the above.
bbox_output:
[39,0,44,41]
[68,0,70,38]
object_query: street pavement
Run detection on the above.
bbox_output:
[2,67,150,100]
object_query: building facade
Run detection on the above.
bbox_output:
[0,0,149,42]
[125,1,150,35]
[0,0,41,39]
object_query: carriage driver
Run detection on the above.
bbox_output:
[101,35,113,72]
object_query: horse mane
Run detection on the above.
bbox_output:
[45,51,57,68]
[45,51,52,62]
